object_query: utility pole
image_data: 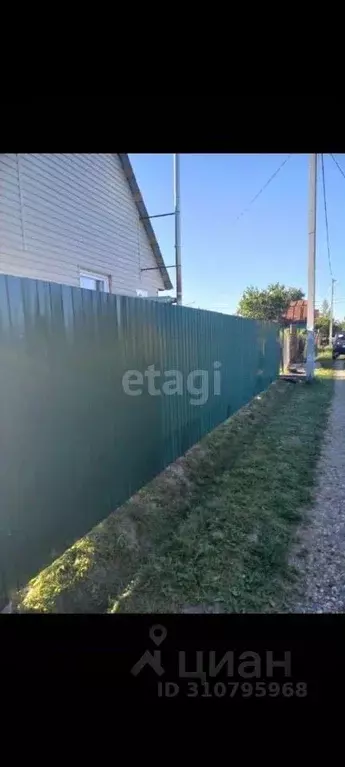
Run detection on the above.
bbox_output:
[329,277,336,346]
[306,153,317,381]
[174,154,182,305]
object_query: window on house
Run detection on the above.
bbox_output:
[136,289,149,298]
[79,271,110,293]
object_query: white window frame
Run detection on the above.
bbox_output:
[136,289,149,298]
[79,270,110,293]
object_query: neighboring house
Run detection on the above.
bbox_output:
[281,300,320,368]
[281,299,319,328]
[0,154,172,296]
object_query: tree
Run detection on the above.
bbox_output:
[315,311,343,342]
[315,313,330,341]
[237,283,305,322]
[321,299,330,317]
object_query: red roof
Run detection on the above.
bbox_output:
[282,300,319,323]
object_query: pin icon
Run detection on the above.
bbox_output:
[150,625,167,646]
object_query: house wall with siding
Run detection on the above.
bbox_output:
[0,153,166,295]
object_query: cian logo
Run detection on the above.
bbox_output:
[131,625,167,677]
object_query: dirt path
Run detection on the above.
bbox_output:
[289,361,345,612]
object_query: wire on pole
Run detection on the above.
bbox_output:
[329,153,345,182]
[233,154,292,225]
[321,154,334,279]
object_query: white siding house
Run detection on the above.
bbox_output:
[0,153,172,295]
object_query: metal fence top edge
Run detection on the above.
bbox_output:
[0,273,279,330]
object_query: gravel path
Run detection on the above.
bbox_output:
[290,361,345,612]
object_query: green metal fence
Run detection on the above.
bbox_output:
[0,274,280,598]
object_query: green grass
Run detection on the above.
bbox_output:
[315,366,334,378]
[14,374,334,614]
[316,347,333,368]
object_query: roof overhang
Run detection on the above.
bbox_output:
[118,154,173,291]
[282,320,307,329]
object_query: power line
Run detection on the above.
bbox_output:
[234,154,292,224]
[316,298,345,308]
[320,154,333,279]
[329,153,345,182]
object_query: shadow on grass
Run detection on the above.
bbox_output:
[13,380,295,613]
[14,374,335,614]
[111,376,333,614]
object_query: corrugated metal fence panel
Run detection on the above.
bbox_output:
[0,275,280,597]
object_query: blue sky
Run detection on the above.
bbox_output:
[130,154,345,319]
